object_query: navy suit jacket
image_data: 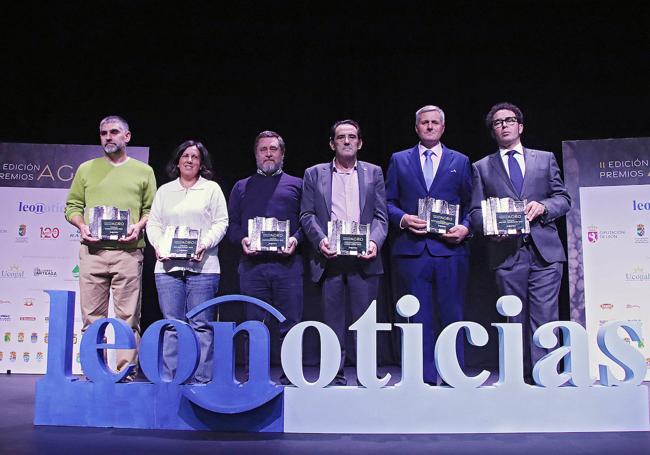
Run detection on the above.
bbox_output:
[300,160,388,282]
[470,148,571,269]
[386,145,472,257]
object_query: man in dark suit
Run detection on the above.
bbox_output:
[470,102,571,381]
[386,105,472,385]
[300,119,388,385]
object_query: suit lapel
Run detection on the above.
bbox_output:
[521,148,536,198]
[489,151,519,198]
[320,164,332,215]
[358,161,367,215]
[408,146,428,193]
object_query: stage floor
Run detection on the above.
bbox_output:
[3,371,650,455]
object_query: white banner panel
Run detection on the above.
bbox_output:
[563,138,650,381]
[580,185,650,379]
[0,186,82,373]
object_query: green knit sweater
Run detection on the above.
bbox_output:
[65,156,157,249]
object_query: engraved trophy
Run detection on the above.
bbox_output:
[159,226,201,259]
[481,197,530,235]
[248,217,290,252]
[88,206,130,240]
[417,197,459,233]
[327,220,369,256]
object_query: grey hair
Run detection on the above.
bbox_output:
[415,105,445,125]
[254,130,286,154]
[99,115,130,132]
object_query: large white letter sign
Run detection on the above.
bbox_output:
[491,296,526,388]
[350,301,392,389]
[281,321,340,388]
[435,322,490,389]
[532,321,593,388]
[597,321,646,386]
[394,295,425,388]
[36,291,650,434]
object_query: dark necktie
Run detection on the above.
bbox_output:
[507,150,524,196]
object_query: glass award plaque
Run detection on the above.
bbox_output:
[327,220,369,256]
[417,197,459,233]
[248,217,289,252]
[481,197,530,235]
[159,226,201,259]
[88,206,130,240]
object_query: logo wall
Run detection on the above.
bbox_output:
[1,142,150,375]
[567,146,650,385]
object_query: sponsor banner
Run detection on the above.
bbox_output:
[0,143,149,373]
[563,137,650,381]
[0,143,149,189]
[563,137,650,188]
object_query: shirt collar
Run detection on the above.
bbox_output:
[172,176,206,191]
[332,158,357,173]
[499,142,524,157]
[418,142,443,157]
[256,168,283,177]
[104,156,130,167]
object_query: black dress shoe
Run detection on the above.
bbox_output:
[331,374,347,386]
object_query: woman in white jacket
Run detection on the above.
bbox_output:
[146,140,228,383]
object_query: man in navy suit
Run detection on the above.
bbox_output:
[470,102,570,381]
[386,105,472,385]
[300,119,388,385]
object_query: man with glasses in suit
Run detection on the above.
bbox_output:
[470,102,571,383]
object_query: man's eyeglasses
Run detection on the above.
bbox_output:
[492,117,519,128]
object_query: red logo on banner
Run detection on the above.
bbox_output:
[40,227,60,239]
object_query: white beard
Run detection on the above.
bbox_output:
[103,143,120,154]
[260,159,283,175]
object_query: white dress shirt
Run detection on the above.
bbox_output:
[399,143,444,230]
[418,142,443,180]
[499,142,526,178]
[331,158,360,223]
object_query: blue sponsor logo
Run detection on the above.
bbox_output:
[632,200,650,210]
[17,201,65,214]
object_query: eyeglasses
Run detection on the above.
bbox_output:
[492,117,519,128]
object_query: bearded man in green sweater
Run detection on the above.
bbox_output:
[65,115,157,381]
